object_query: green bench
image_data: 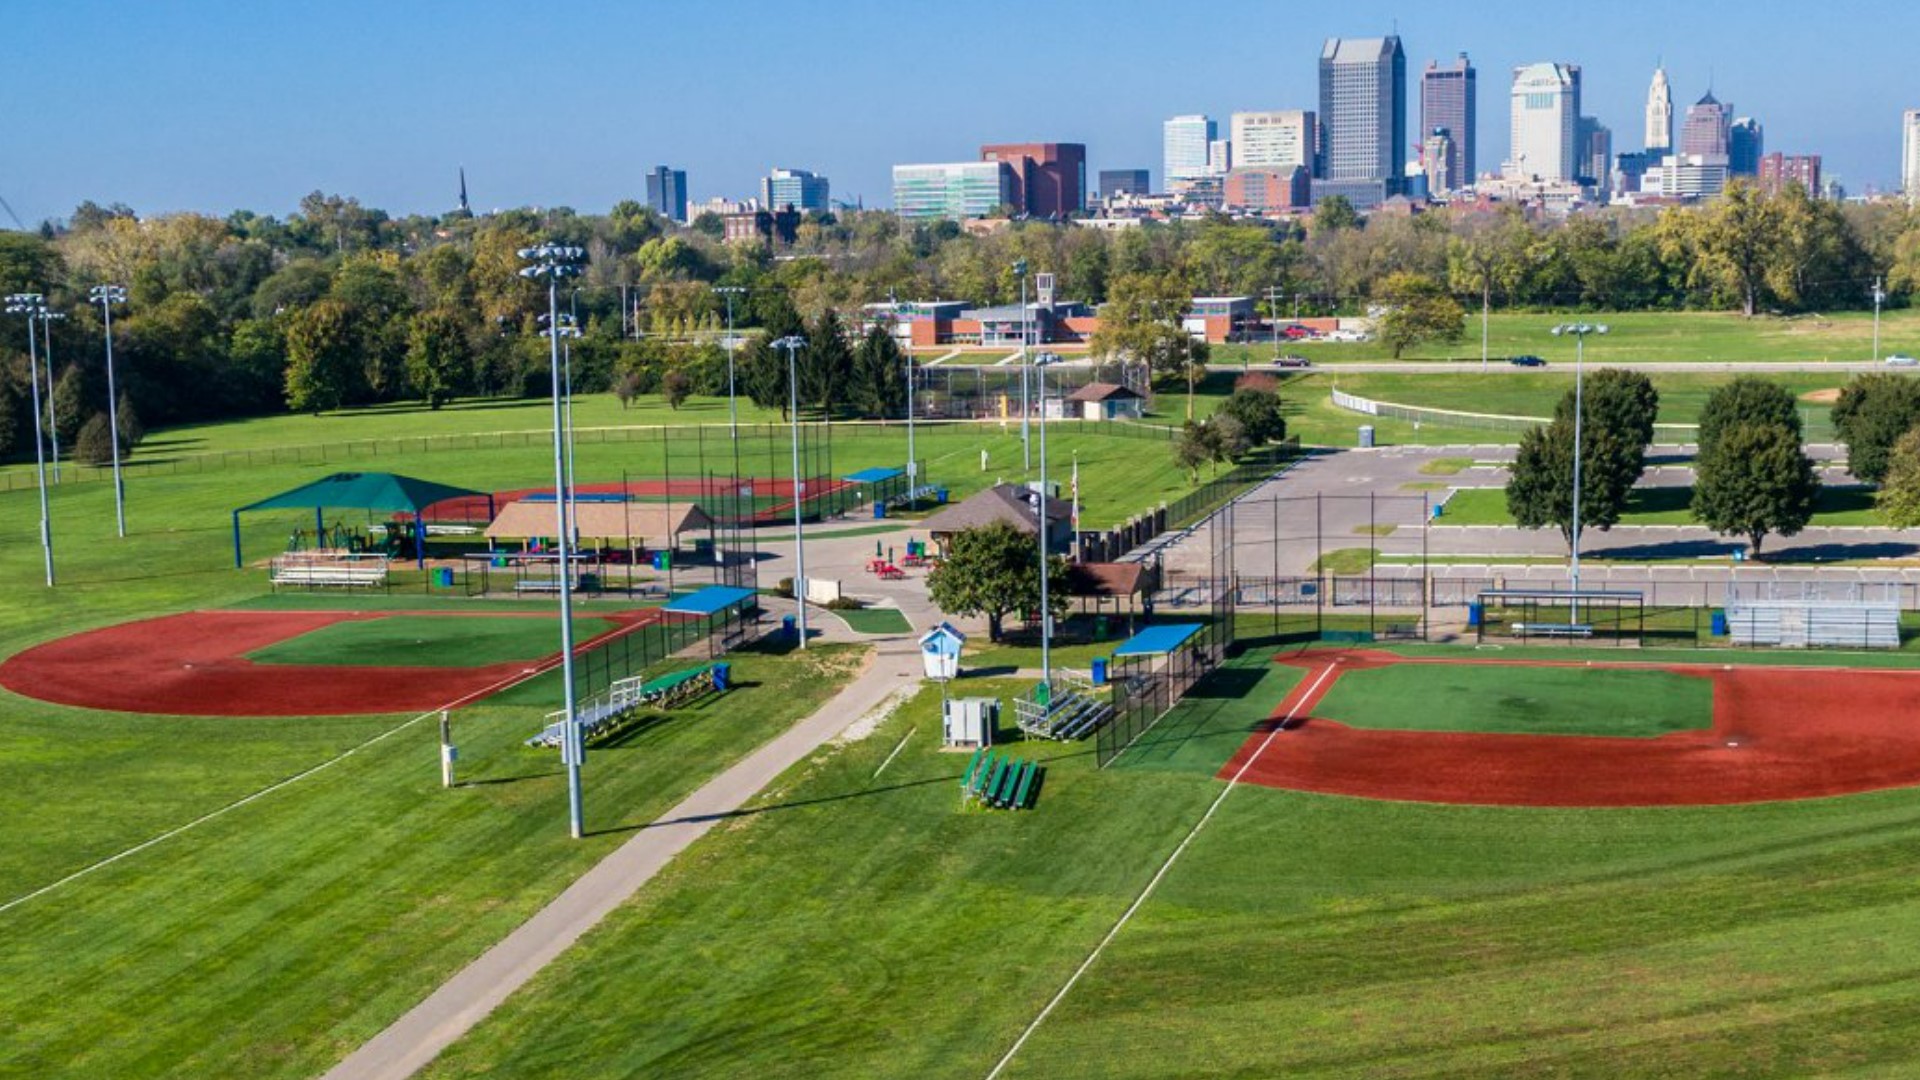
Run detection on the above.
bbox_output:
[959,749,1042,810]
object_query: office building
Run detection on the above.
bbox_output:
[645,166,688,223]
[1319,35,1407,204]
[1209,139,1233,174]
[892,161,1015,220]
[1099,170,1150,199]
[1223,166,1310,213]
[1681,92,1732,158]
[1578,117,1612,186]
[1422,53,1476,187]
[1164,114,1217,185]
[1423,129,1457,195]
[979,143,1086,218]
[1230,110,1316,173]
[1614,150,1655,195]
[1509,62,1581,181]
[1646,66,1673,153]
[761,168,830,213]
[1730,118,1764,176]
[1759,153,1822,198]
[1647,153,1729,199]
[1906,110,1920,203]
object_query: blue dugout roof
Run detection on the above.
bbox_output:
[843,467,904,484]
[1113,623,1204,657]
[664,585,758,616]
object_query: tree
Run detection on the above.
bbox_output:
[1313,195,1359,235]
[1554,368,1659,482]
[1373,272,1466,359]
[1695,181,1781,317]
[51,365,89,445]
[612,368,642,409]
[403,309,472,409]
[1174,420,1217,482]
[283,299,359,413]
[1206,414,1248,473]
[1832,374,1920,484]
[797,309,853,415]
[1505,419,1635,549]
[73,412,115,465]
[1089,271,1200,381]
[1696,376,1800,459]
[849,324,906,418]
[1218,384,1286,446]
[1690,421,1818,556]
[662,368,691,410]
[925,520,1070,642]
[1875,427,1920,528]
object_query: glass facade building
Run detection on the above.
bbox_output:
[892,162,1014,220]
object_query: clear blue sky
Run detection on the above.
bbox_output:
[2,0,1913,223]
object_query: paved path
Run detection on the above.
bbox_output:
[322,609,932,1080]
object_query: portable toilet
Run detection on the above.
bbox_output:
[919,622,966,680]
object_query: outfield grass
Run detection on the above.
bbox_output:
[414,644,1920,1078]
[244,613,618,668]
[1312,663,1714,737]
[1440,483,1882,528]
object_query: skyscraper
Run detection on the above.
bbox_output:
[645,165,688,223]
[1098,169,1150,198]
[979,143,1087,218]
[1902,110,1919,203]
[1509,62,1581,181]
[1230,111,1316,172]
[1421,53,1476,188]
[1318,35,1407,205]
[1681,92,1732,158]
[1163,114,1216,186]
[1578,117,1612,187]
[761,168,830,213]
[1730,118,1764,176]
[1422,128,1457,195]
[1645,66,1673,153]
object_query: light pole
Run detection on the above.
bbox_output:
[1872,276,1886,363]
[519,243,588,839]
[90,285,129,535]
[774,335,810,649]
[905,341,917,486]
[38,309,66,481]
[1550,322,1607,616]
[4,294,54,585]
[1034,351,1061,688]
[540,312,583,548]
[716,286,747,451]
[1014,260,1030,469]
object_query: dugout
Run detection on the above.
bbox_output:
[1473,588,1645,647]
[1098,622,1220,766]
[664,585,763,658]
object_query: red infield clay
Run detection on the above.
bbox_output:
[1223,649,1920,807]
[0,608,666,718]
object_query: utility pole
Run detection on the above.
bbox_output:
[1267,284,1282,361]
[1873,277,1886,363]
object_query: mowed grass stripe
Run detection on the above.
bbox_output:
[245,614,618,668]
[1311,664,1714,738]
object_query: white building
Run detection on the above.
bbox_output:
[1509,62,1581,181]
[1230,110,1316,172]
[1646,66,1673,153]
[1905,109,1920,204]
[1646,153,1730,199]
[1163,114,1216,185]
[891,162,1014,220]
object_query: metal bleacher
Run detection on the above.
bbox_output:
[1012,670,1115,741]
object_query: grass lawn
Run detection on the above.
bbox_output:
[1312,546,1380,573]
[1419,456,1475,475]
[1312,663,1714,737]
[416,645,1920,1078]
[1440,484,1882,528]
[244,613,618,668]
[828,606,914,635]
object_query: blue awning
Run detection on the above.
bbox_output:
[664,586,758,616]
[1113,623,1204,657]
[843,467,904,484]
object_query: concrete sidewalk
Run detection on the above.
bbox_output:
[321,634,924,1080]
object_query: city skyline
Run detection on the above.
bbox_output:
[0,0,1913,221]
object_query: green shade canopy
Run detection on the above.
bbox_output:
[237,472,485,515]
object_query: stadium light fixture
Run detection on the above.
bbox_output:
[773,334,810,650]
[90,285,129,536]
[4,293,54,585]
[521,243,589,839]
[1550,322,1608,615]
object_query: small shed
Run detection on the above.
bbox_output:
[919,621,967,680]
[921,484,1072,555]
[485,497,713,551]
[1063,382,1146,421]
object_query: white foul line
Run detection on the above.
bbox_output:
[984,660,1341,1080]
[871,725,916,780]
[0,615,631,919]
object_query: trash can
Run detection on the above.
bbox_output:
[1091,657,1109,686]
[1431,503,1443,519]
[782,614,797,640]
[874,502,887,519]
[1358,424,1375,448]
[712,662,731,691]
[935,487,949,504]
[652,550,671,571]
[434,567,454,589]
[1711,609,1728,636]
[1467,602,1483,628]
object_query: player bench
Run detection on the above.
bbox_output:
[269,563,389,590]
[1510,622,1593,638]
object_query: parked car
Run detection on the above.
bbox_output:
[1272,355,1312,369]
[1325,329,1371,342]
[1509,354,1548,367]
[1886,354,1918,367]
[1280,324,1316,340]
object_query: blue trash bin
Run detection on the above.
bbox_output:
[1711,610,1728,636]
[935,488,949,504]
[1091,657,1109,686]
[434,567,454,589]
[1468,602,1483,628]
[782,614,797,641]
[712,662,731,691]
[874,502,887,519]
